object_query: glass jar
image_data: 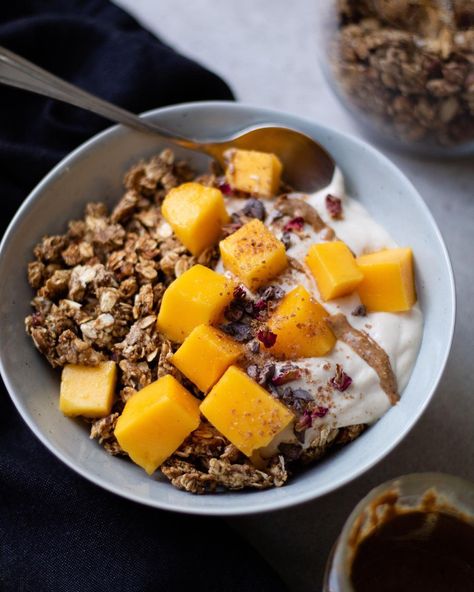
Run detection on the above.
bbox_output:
[317,1,474,155]
[322,473,474,591]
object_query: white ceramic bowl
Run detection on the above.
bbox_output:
[0,102,455,515]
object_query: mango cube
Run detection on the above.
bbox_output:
[172,324,242,392]
[114,375,200,475]
[157,264,234,343]
[200,366,294,456]
[356,248,416,312]
[162,182,230,256]
[59,361,117,418]
[225,149,282,197]
[306,241,363,301]
[268,285,335,359]
[219,219,287,290]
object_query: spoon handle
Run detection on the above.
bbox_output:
[0,45,190,142]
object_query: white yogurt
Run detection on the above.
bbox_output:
[221,169,423,450]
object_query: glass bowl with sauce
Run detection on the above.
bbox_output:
[323,473,474,592]
[317,1,474,156]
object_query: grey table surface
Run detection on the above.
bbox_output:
[116,1,473,589]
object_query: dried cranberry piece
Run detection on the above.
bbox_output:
[295,410,312,431]
[257,328,277,348]
[283,216,305,232]
[330,364,352,392]
[325,194,343,219]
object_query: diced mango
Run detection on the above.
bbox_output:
[225,149,282,197]
[162,182,230,256]
[200,366,293,456]
[157,264,235,343]
[114,374,200,475]
[268,285,335,359]
[172,324,242,393]
[59,361,117,418]
[219,219,287,290]
[306,241,363,301]
[356,248,416,312]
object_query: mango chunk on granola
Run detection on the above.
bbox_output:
[59,361,117,418]
[200,366,293,457]
[219,219,287,290]
[162,182,230,256]
[114,374,200,475]
[356,248,416,312]
[172,324,242,393]
[306,241,363,301]
[268,285,335,359]
[157,264,234,343]
[225,149,282,197]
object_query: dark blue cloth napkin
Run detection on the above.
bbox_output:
[0,2,288,591]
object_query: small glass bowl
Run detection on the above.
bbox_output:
[323,472,474,591]
[317,1,474,156]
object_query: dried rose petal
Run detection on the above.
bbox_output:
[330,364,353,392]
[253,298,267,311]
[233,285,247,300]
[257,328,277,348]
[283,216,305,232]
[311,406,329,419]
[271,365,302,386]
[295,410,312,432]
[218,181,233,195]
[326,194,343,219]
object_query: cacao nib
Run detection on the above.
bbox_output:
[247,339,260,354]
[283,216,305,232]
[246,364,259,380]
[351,304,367,317]
[281,231,292,250]
[271,364,302,386]
[278,442,302,462]
[220,322,253,342]
[292,388,313,400]
[224,303,244,322]
[325,194,343,219]
[330,364,352,392]
[259,285,284,302]
[257,362,276,386]
[257,328,277,348]
[241,198,266,221]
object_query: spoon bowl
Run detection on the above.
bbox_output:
[0,46,335,191]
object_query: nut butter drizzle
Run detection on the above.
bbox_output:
[275,194,400,406]
[327,313,399,405]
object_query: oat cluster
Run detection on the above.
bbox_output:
[331,0,474,147]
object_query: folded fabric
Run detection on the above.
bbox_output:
[0,2,288,591]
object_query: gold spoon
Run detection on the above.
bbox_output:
[0,46,335,192]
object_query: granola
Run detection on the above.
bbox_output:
[328,0,474,148]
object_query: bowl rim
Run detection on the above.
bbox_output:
[0,101,456,515]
